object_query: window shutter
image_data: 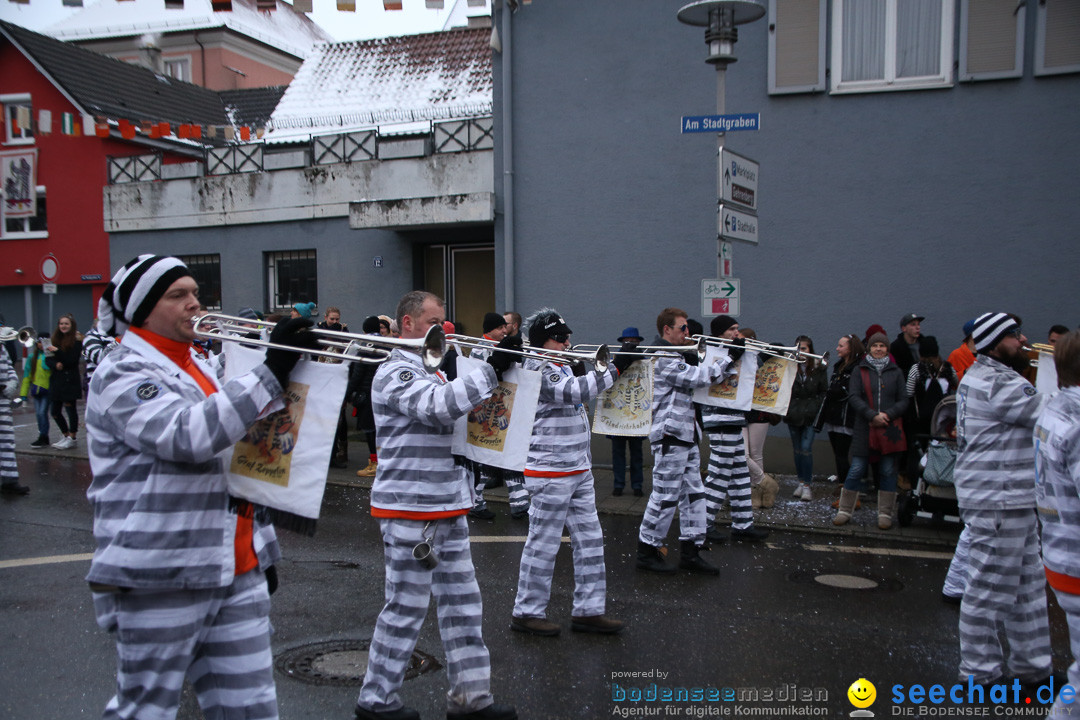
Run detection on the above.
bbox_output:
[1036,0,1080,76]
[960,0,1024,81]
[768,0,826,94]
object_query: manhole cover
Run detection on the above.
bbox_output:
[814,573,879,590]
[275,639,440,687]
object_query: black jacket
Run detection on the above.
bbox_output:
[818,359,858,431]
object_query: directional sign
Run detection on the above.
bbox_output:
[718,204,759,244]
[681,113,760,134]
[719,148,758,213]
[702,278,740,318]
[719,241,733,278]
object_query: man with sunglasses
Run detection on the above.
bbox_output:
[637,308,736,575]
[953,312,1054,692]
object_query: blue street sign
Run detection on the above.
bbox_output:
[681,113,760,133]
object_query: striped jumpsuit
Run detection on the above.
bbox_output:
[513,359,617,619]
[701,399,754,531]
[468,339,529,515]
[0,350,18,490]
[357,348,504,715]
[954,355,1051,684]
[638,349,732,547]
[85,331,283,720]
[1035,386,1080,711]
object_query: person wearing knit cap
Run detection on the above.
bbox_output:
[291,302,316,320]
[699,315,769,542]
[906,335,958,447]
[85,254,319,720]
[951,312,1055,690]
[948,318,978,382]
[832,331,908,530]
[609,327,646,497]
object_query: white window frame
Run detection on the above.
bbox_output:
[830,0,955,95]
[163,57,191,83]
[1035,0,1080,77]
[959,0,1025,82]
[1,184,47,240]
[768,0,827,95]
[1,93,35,145]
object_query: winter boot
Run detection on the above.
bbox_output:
[636,541,675,574]
[759,473,779,508]
[678,540,720,576]
[877,490,897,530]
[751,483,763,509]
[832,488,860,526]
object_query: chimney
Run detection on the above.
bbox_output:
[139,33,164,74]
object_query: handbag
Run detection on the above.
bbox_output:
[862,367,906,455]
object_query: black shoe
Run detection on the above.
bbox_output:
[355,706,420,720]
[510,615,560,636]
[329,458,348,469]
[633,488,644,497]
[1017,671,1068,704]
[635,541,675,574]
[705,526,728,544]
[571,615,624,634]
[448,702,518,720]
[613,488,624,496]
[1,483,30,496]
[731,526,770,541]
[468,507,496,520]
[510,509,529,520]
[678,540,720,576]
[29,436,49,448]
[941,592,963,606]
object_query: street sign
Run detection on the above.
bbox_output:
[42,283,57,294]
[719,148,758,212]
[702,278,740,317]
[719,242,733,277]
[681,113,760,134]
[40,254,59,282]
[718,204,759,244]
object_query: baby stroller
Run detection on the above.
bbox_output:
[897,394,961,526]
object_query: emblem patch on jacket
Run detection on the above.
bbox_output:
[398,370,414,383]
[136,383,159,401]
[549,373,563,384]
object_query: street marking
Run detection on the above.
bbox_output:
[0,553,94,569]
[470,536,569,543]
[802,544,953,561]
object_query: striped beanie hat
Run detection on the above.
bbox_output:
[972,312,1019,353]
[97,255,193,336]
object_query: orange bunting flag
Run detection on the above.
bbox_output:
[239,126,251,141]
[119,119,136,139]
[95,117,110,138]
[177,123,190,139]
[158,121,171,137]
[383,0,403,9]
[337,0,355,11]
[190,124,202,139]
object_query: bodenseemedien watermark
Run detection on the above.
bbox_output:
[608,669,829,717]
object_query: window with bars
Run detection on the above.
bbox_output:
[266,250,317,312]
[2,185,47,239]
[177,254,222,310]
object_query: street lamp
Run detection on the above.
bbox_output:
[677,0,765,280]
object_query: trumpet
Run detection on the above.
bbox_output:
[447,334,611,372]
[693,335,826,363]
[193,313,445,370]
[0,325,36,349]
[573,337,709,363]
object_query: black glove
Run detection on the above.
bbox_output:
[486,335,522,380]
[265,565,278,595]
[263,317,319,388]
[613,341,639,375]
[683,344,699,366]
[727,337,746,362]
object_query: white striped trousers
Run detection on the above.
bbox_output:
[357,516,493,714]
[0,398,17,484]
[514,471,606,619]
[957,508,1052,683]
[638,443,707,546]
[705,428,753,529]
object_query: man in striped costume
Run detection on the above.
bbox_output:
[355,292,517,720]
[0,343,28,495]
[509,309,632,637]
[85,255,317,720]
[637,307,735,575]
[700,315,768,543]
[954,312,1053,689]
[1035,330,1080,712]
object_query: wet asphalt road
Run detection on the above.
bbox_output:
[1,455,1073,720]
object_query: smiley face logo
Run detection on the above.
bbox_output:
[847,678,876,709]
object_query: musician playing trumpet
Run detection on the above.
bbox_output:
[636,307,738,575]
[84,255,319,720]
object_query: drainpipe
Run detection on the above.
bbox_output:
[194,31,207,87]
[500,1,515,310]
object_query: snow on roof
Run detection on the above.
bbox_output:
[265,26,492,144]
[45,0,332,60]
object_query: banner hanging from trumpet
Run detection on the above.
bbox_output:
[452,355,541,471]
[1036,350,1058,396]
[692,346,758,410]
[751,354,798,416]
[222,343,348,534]
[593,358,654,436]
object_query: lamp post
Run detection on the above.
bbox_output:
[677,0,765,279]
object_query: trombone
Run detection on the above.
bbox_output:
[446,334,611,372]
[573,336,709,363]
[693,334,826,363]
[193,313,445,370]
[0,325,36,349]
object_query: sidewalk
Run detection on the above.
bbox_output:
[9,401,961,548]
